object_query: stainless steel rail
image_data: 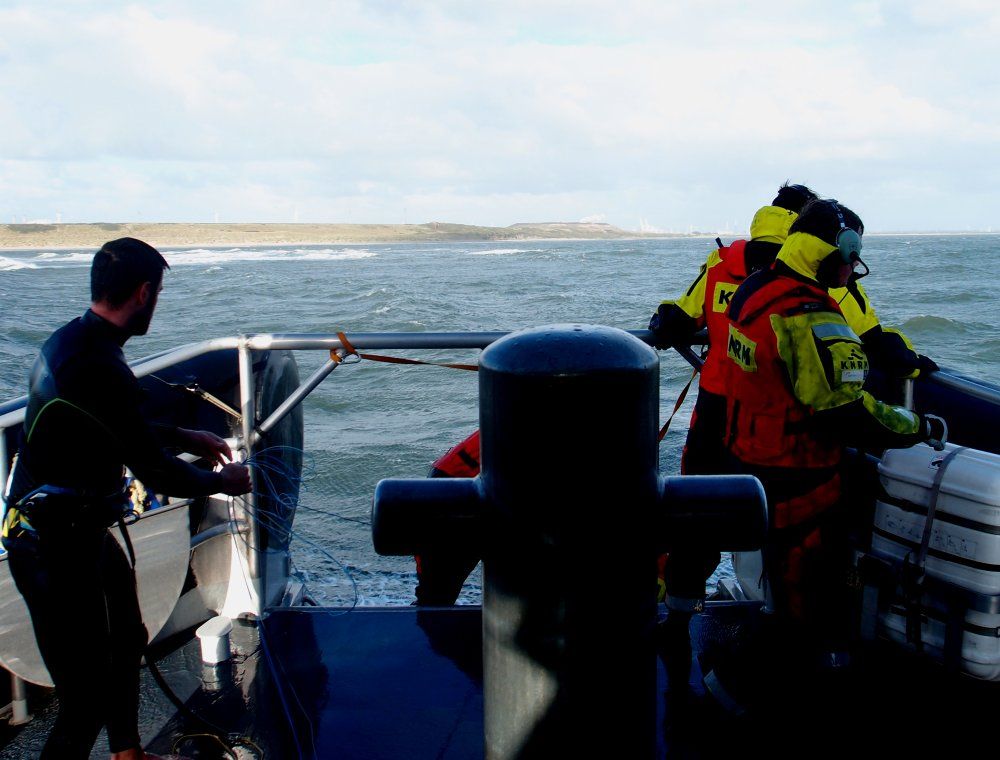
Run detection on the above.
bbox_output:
[2,328,998,459]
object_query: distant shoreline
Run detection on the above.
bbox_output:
[0,222,695,251]
[2,222,994,251]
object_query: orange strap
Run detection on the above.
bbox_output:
[657,365,699,443]
[332,331,479,372]
[332,331,693,435]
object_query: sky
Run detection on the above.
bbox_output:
[1,1,998,233]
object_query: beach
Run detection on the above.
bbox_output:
[0,221,685,250]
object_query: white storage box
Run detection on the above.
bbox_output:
[879,601,1000,680]
[872,443,1000,595]
[870,442,1000,679]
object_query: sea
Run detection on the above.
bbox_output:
[1,235,998,606]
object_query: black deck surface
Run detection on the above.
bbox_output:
[4,604,995,758]
[137,604,997,758]
[148,605,709,759]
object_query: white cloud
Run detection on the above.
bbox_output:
[0,2,998,230]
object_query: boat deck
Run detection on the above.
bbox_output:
[2,603,997,758]
[148,604,999,758]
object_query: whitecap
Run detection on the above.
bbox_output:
[467,248,534,256]
[0,256,37,270]
[160,247,377,266]
[20,250,93,268]
[294,249,377,262]
[42,251,96,265]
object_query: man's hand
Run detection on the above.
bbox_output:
[218,463,252,495]
[176,428,233,465]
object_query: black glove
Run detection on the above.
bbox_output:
[917,355,939,375]
[648,303,698,350]
[921,413,947,451]
[648,309,670,350]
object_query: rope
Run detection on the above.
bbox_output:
[333,331,478,371]
[148,374,243,422]
[147,659,261,758]
[228,493,312,760]
[658,365,699,442]
[238,447,360,610]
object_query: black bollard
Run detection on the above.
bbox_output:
[372,324,766,759]
[477,324,659,759]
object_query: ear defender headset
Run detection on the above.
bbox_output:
[834,207,863,263]
[831,201,869,279]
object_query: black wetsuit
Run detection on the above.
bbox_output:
[2,309,223,758]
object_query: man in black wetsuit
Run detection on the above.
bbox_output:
[2,237,251,760]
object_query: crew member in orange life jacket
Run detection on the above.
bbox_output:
[647,184,938,696]
[413,430,481,605]
[650,183,818,476]
[720,199,945,652]
[647,182,817,696]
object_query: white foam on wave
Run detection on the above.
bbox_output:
[162,247,378,266]
[467,247,537,256]
[0,256,37,270]
[27,251,93,267]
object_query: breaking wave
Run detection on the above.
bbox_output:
[5,246,379,269]
[466,247,540,256]
[0,256,37,270]
[162,247,378,266]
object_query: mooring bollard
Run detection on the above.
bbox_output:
[372,324,766,759]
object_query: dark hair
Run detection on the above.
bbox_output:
[90,238,169,307]
[788,199,864,245]
[772,182,818,214]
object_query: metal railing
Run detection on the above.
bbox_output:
[3,328,999,480]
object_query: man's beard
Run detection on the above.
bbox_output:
[126,297,157,336]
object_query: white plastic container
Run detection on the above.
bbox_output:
[879,603,1000,680]
[872,442,1000,679]
[873,443,1000,595]
[196,615,233,665]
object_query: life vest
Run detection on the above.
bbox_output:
[699,239,748,394]
[417,430,482,605]
[429,430,481,478]
[724,271,844,528]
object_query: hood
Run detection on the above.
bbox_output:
[749,205,797,244]
[775,231,837,281]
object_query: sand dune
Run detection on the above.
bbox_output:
[0,221,684,250]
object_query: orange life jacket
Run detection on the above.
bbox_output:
[699,239,748,394]
[724,271,843,528]
[429,430,481,478]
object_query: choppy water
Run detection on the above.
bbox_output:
[2,235,998,604]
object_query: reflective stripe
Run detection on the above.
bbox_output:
[811,322,860,342]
